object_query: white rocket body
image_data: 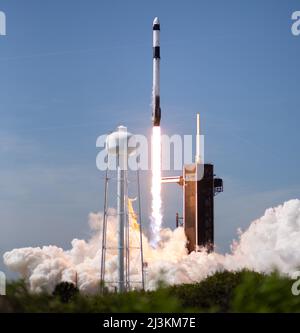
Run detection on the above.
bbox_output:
[152,17,161,127]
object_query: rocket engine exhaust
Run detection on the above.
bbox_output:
[150,126,162,247]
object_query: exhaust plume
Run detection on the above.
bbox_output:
[4,199,300,294]
[150,126,162,247]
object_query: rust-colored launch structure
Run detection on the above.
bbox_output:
[162,115,223,253]
[183,163,223,253]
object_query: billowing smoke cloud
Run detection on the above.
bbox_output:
[3,199,300,294]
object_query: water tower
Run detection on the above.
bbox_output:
[100,126,145,293]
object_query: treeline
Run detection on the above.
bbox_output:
[0,270,300,313]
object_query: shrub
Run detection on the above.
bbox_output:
[52,282,79,303]
[231,271,300,313]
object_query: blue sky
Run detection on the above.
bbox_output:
[0,0,300,276]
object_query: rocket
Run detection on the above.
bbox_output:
[152,17,161,127]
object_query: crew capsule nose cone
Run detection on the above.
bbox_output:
[153,17,160,26]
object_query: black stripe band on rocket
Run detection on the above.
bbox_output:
[153,24,160,31]
[153,46,160,59]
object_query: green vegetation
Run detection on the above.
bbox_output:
[1,270,300,313]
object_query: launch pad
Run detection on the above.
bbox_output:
[162,115,223,253]
[183,163,223,253]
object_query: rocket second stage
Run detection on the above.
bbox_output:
[152,17,161,127]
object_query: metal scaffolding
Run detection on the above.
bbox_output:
[100,167,145,293]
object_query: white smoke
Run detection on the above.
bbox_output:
[3,199,300,294]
